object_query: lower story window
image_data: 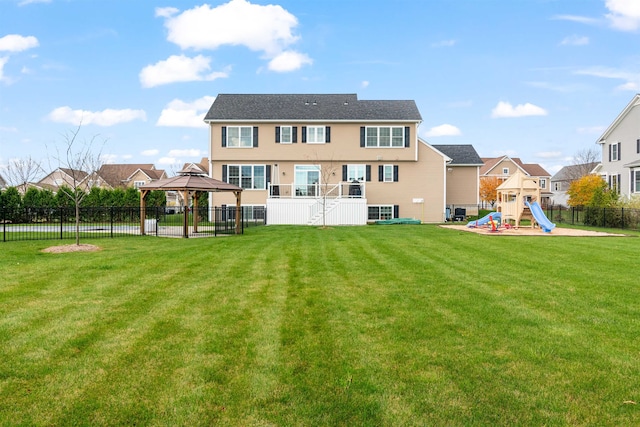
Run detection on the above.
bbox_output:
[242,205,266,220]
[368,205,394,220]
[227,165,265,189]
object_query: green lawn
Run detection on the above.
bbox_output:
[1,225,639,425]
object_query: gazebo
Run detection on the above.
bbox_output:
[139,165,243,237]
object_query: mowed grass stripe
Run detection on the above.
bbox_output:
[1,226,640,425]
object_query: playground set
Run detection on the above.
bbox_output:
[468,170,556,233]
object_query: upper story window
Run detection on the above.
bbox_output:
[502,168,509,175]
[539,178,546,189]
[276,126,297,144]
[379,164,399,182]
[553,182,561,191]
[222,126,258,148]
[134,181,145,189]
[610,142,621,162]
[306,126,326,143]
[365,126,404,147]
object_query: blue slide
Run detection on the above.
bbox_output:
[526,201,556,232]
[467,211,501,227]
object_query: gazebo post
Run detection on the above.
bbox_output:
[235,190,242,234]
[140,189,148,235]
[183,190,189,238]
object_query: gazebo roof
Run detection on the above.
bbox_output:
[139,166,242,193]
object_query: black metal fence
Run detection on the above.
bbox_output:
[0,206,266,242]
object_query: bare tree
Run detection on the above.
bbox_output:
[566,147,601,181]
[2,156,43,192]
[48,123,106,245]
[308,153,340,228]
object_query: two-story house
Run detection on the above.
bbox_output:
[480,156,552,206]
[596,93,640,198]
[203,93,451,225]
[549,162,599,206]
[38,167,89,191]
[94,164,167,190]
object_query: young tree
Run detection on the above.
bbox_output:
[48,123,106,245]
[3,156,43,192]
[479,176,501,207]
[567,174,616,207]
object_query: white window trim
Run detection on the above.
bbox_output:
[368,204,394,220]
[306,126,326,144]
[502,168,509,175]
[365,126,405,148]
[539,178,546,189]
[347,164,366,182]
[227,126,253,148]
[280,126,293,144]
[383,164,394,182]
[134,180,146,189]
[227,164,266,190]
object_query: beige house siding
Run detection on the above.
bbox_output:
[446,166,479,205]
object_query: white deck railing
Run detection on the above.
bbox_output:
[268,181,366,199]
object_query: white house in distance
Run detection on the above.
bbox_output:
[596,93,640,199]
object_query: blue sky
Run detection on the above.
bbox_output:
[1,0,640,177]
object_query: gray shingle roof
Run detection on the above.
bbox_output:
[204,94,422,122]
[431,144,483,165]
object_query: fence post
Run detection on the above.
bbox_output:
[621,207,625,229]
[60,206,64,240]
[2,208,5,242]
[110,206,114,238]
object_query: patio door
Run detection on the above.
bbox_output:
[294,165,320,197]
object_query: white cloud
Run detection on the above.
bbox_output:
[491,101,548,118]
[158,0,311,72]
[100,154,118,164]
[0,125,18,132]
[551,15,599,25]
[0,34,39,52]
[560,35,589,46]
[157,157,181,166]
[536,151,562,159]
[574,66,640,91]
[267,51,312,72]
[168,149,203,157]
[47,106,147,126]
[361,80,370,88]
[156,96,215,128]
[0,57,9,82]
[605,0,640,31]
[140,55,229,88]
[431,39,456,48]
[141,149,159,156]
[18,0,51,6]
[424,124,462,137]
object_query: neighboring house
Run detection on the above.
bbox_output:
[480,156,552,206]
[596,93,640,199]
[182,158,210,176]
[203,93,452,224]
[432,144,484,216]
[549,162,599,206]
[0,173,6,189]
[38,167,89,191]
[95,164,167,190]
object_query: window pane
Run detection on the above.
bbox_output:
[348,165,365,181]
[228,127,239,147]
[240,127,252,147]
[379,127,391,147]
[384,165,393,182]
[281,126,291,143]
[380,206,393,219]
[254,166,265,189]
[368,206,380,220]
[366,127,377,147]
[392,127,404,146]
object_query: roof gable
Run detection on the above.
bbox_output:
[204,94,422,122]
[597,93,640,144]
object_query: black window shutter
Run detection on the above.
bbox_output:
[631,171,635,193]
[609,144,612,162]
[366,165,371,181]
[292,126,298,143]
[378,165,383,182]
[253,127,259,147]
[393,205,399,218]
[404,127,410,148]
[302,126,307,143]
[275,126,281,143]
[393,165,399,182]
[618,174,621,192]
[342,165,347,181]
[637,139,640,153]
[325,126,331,143]
[264,165,271,190]
[222,127,227,147]
[618,142,621,160]
[222,165,227,182]
[360,127,365,147]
